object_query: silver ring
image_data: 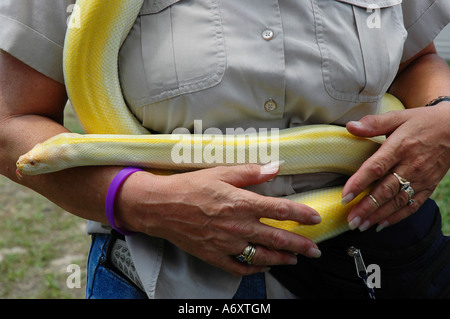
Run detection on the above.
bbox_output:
[393,173,411,191]
[403,185,415,206]
[236,243,256,265]
[369,194,380,208]
[393,173,415,206]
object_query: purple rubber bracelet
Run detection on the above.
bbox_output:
[105,167,143,236]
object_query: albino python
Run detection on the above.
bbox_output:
[16,0,405,243]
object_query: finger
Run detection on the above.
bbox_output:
[221,257,269,277]
[341,126,408,204]
[352,186,412,232]
[250,246,299,266]
[346,110,406,138]
[244,192,321,225]
[211,161,322,224]
[232,236,320,269]
[374,191,428,232]
[342,111,409,202]
[217,235,314,277]
[224,243,299,277]
[348,168,422,232]
[216,161,283,188]
[347,173,401,228]
[248,223,321,258]
[233,243,298,267]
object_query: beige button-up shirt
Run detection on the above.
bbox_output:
[1,0,449,298]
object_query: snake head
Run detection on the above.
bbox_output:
[16,133,76,175]
[16,143,52,176]
[16,153,39,176]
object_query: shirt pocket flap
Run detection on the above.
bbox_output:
[120,0,226,109]
[336,0,402,9]
[139,0,183,14]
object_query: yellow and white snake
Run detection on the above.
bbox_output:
[16,0,405,243]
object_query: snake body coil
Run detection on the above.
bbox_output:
[16,0,405,243]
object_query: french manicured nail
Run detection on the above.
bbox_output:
[307,247,322,258]
[358,220,371,232]
[348,216,361,230]
[349,121,363,127]
[341,193,354,205]
[376,221,389,232]
[260,160,285,175]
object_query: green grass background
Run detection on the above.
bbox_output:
[0,104,449,299]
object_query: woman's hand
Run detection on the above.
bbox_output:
[115,163,322,276]
[342,102,450,232]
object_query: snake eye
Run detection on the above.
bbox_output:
[30,159,36,166]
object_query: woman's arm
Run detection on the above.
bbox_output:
[390,43,450,108]
[342,43,450,231]
[0,50,121,222]
[0,51,322,276]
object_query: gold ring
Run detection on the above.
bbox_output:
[236,243,256,265]
[369,194,380,208]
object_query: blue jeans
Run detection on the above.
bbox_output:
[86,234,147,299]
[86,234,266,299]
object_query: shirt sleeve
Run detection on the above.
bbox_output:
[401,0,450,62]
[0,0,75,83]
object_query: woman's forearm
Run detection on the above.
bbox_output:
[0,112,123,223]
[0,50,124,224]
[389,44,450,107]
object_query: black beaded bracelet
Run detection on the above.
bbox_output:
[425,96,450,107]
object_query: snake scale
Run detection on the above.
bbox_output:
[16,0,405,243]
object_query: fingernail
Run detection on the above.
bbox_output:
[348,216,361,230]
[349,121,363,127]
[341,193,355,205]
[260,160,285,175]
[311,214,322,224]
[358,220,371,232]
[288,255,298,265]
[376,221,389,232]
[307,247,322,258]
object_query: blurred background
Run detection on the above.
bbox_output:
[436,24,450,59]
[1,27,449,299]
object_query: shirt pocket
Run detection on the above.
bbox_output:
[312,0,407,102]
[119,0,226,107]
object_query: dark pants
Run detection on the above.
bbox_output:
[270,199,450,299]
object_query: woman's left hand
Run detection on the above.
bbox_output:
[341,102,450,232]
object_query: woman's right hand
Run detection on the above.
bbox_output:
[115,163,322,276]
[0,52,320,277]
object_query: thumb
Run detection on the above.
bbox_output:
[346,111,406,138]
[220,161,284,188]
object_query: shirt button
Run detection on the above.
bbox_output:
[262,29,274,41]
[264,99,278,112]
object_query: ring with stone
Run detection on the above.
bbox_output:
[393,173,411,191]
[236,243,257,265]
